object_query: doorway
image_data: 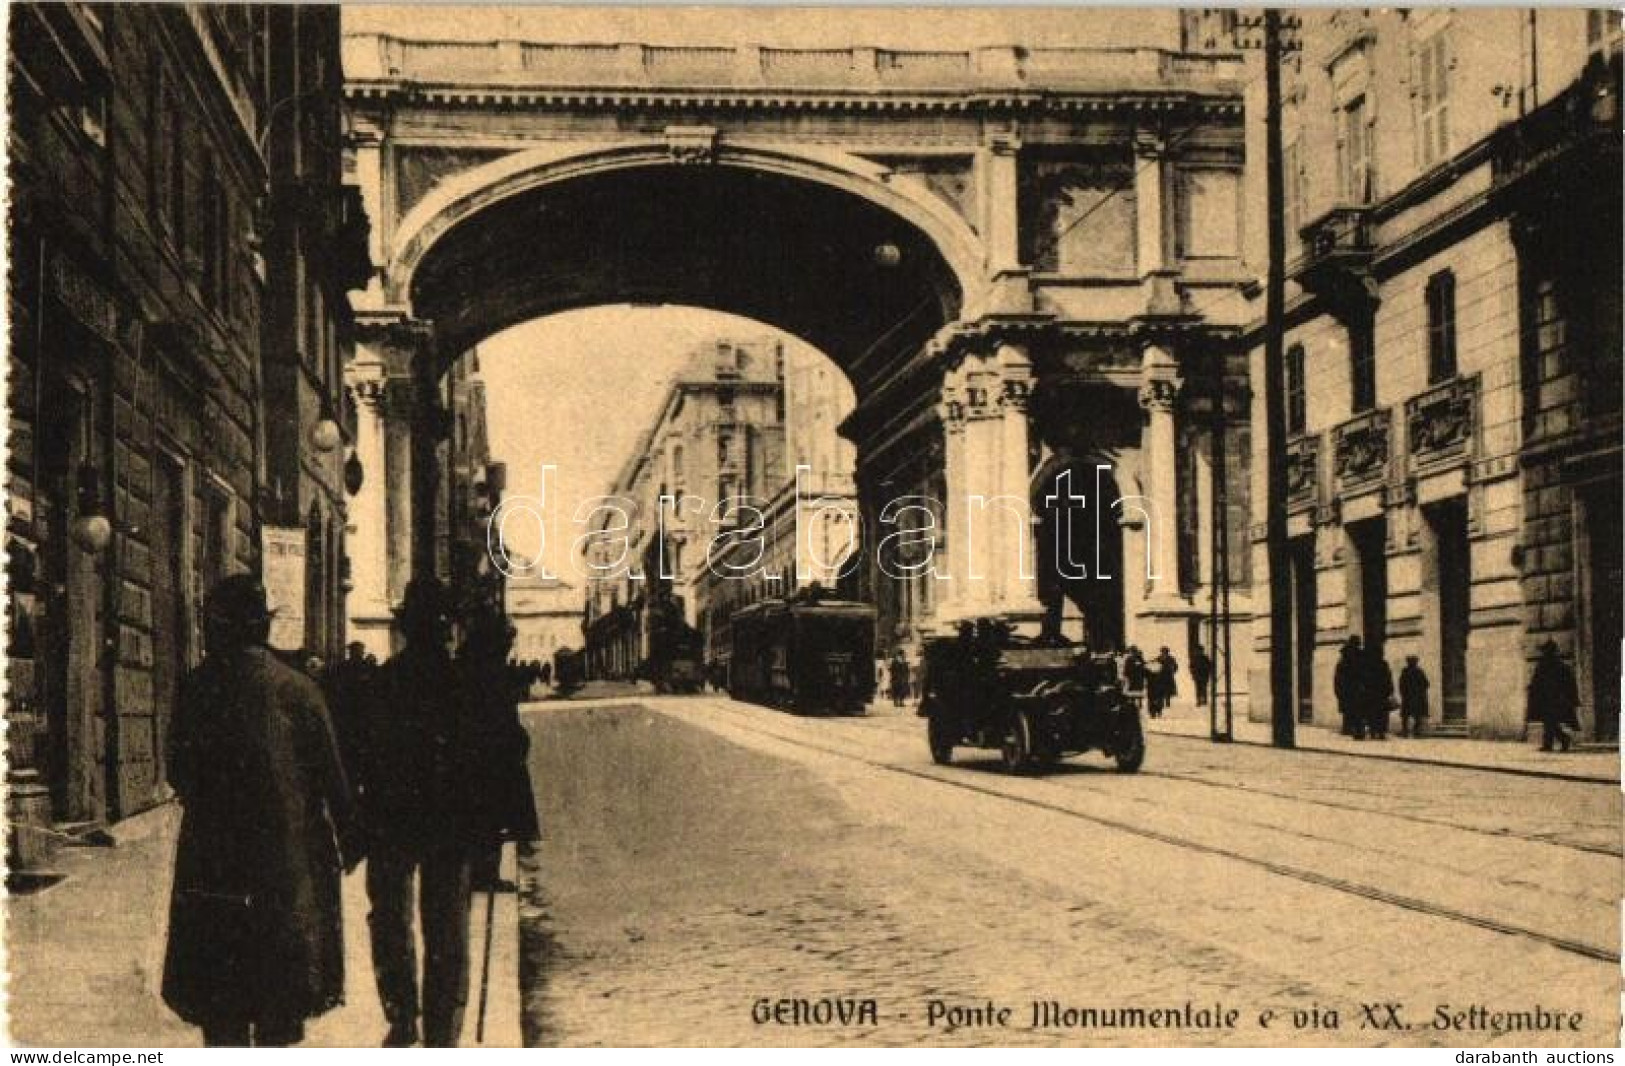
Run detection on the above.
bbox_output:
[1581,481,1622,741]
[149,450,190,794]
[1347,517,1388,659]
[39,378,101,822]
[1426,499,1470,724]
[1289,535,1317,723]
[1035,460,1125,650]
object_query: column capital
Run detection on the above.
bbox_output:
[937,382,968,434]
[1138,376,1182,413]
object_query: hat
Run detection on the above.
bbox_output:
[205,574,273,627]
[396,578,451,625]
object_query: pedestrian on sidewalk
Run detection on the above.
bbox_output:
[1398,656,1429,738]
[888,650,912,707]
[326,640,378,786]
[1527,640,1581,753]
[1191,643,1213,708]
[161,575,359,1047]
[360,579,482,1048]
[1149,647,1179,718]
[1122,646,1147,716]
[1363,648,1395,741]
[459,610,542,894]
[1335,636,1364,738]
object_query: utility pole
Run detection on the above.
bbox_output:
[1235,8,1298,748]
[1262,9,1296,748]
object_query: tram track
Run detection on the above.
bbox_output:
[674,697,1621,967]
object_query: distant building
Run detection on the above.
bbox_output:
[583,337,850,680]
[505,569,581,666]
[1243,10,1621,738]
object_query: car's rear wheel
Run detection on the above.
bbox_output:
[1002,711,1036,773]
[927,715,954,765]
[1114,717,1146,773]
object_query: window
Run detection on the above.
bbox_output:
[147,59,166,212]
[1336,94,1374,203]
[1351,328,1377,413]
[1283,140,1304,241]
[1588,10,1623,59]
[1413,30,1452,169]
[1286,343,1307,435]
[1425,270,1458,383]
[200,162,221,306]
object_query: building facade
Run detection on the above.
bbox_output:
[1243,9,1621,738]
[258,4,370,665]
[5,5,362,853]
[506,571,581,668]
[582,338,791,679]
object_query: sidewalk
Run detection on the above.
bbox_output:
[1146,700,1620,784]
[3,802,523,1048]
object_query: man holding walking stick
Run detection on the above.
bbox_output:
[358,580,536,1047]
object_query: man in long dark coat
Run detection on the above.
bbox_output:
[1398,656,1429,737]
[1527,640,1581,752]
[360,579,482,1047]
[162,575,358,1046]
[459,610,542,893]
[1363,646,1395,740]
[1191,644,1213,707]
[1334,636,1363,738]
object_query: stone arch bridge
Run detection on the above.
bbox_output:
[341,30,1255,664]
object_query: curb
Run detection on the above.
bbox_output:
[1150,727,1620,786]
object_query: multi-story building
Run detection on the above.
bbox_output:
[697,350,859,673]
[5,5,362,854]
[1243,9,1621,738]
[582,337,790,679]
[258,5,370,665]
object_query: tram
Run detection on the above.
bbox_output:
[727,593,877,714]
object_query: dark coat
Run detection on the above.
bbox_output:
[358,645,470,849]
[162,645,354,1028]
[1527,655,1582,728]
[1334,647,1360,714]
[888,657,912,699]
[1399,664,1430,716]
[1152,653,1179,699]
[459,653,542,845]
[1191,650,1213,687]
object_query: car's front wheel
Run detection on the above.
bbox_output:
[1113,715,1146,773]
[927,714,954,765]
[1002,711,1036,774]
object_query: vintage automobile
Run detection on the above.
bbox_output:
[918,620,1144,773]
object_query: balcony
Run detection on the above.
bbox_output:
[1405,374,1479,471]
[1493,53,1622,201]
[1331,406,1391,495]
[1293,206,1378,316]
[1285,434,1320,511]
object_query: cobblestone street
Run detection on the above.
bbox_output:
[518,696,1620,1048]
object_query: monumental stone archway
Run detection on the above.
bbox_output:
[342,30,1255,666]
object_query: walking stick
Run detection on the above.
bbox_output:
[476,877,496,1043]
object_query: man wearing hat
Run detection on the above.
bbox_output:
[1526,640,1582,752]
[162,574,358,1046]
[358,578,479,1047]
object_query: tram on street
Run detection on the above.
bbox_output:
[727,593,877,714]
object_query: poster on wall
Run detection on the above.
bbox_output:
[260,524,306,652]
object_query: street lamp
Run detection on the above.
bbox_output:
[873,242,902,269]
[309,417,342,453]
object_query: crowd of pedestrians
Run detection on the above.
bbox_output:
[161,575,539,1047]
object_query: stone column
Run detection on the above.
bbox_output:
[994,343,1041,619]
[935,379,968,623]
[950,342,1042,623]
[383,384,414,607]
[1138,343,1183,607]
[346,363,392,657]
